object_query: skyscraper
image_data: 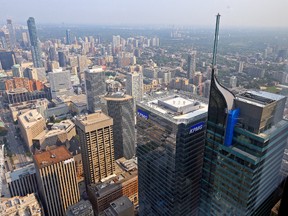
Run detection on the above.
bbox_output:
[85,67,106,113]
[66,29,71,45]
[103,93,135,159]
[126,71,143,102]
[27,17,42,68]
[34,146,80,216]
[187,51,196,83]
[7,19,16,49]
[75,112,115,186]
[137,94,208,215]
[199,14,288,216]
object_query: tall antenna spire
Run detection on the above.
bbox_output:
[212,13,221,69]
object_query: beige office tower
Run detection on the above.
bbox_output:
[34,146,80,216]
[75,112,115,186]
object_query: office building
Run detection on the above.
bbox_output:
[7,19,16,49]
[77,55,88,73]
[200,78,288,215]
[48,68,73,99]
[104,196,134,216]
[66,29,71,45]
[58,50,67,67]
[34,146,80,216]
[1,193,42,216]
[126,71,143,102]
[5,88,49,104]
[75,112,115,186]
[85,67,106,112]
[238,61,244,73]
[0,30,10,50]
[66,200,94,216]
[18,109,46,150]
[0,51,16,70]
[12,64,23,77]
[27,17,42,68]
[49,46,57,62]
[187,51,196,83]
[103,93,135,159]
[137,93,208,215]
[87,157,138,214]
[5,163,38,197]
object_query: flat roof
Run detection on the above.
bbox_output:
[5,163,35,183]
[138,94,207,124]
[236,90,286,107]
[18,109,44,129]
[34,146,72,169]
[104,93,133,101]
[76,112,111,126]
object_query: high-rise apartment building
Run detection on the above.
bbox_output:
[7,19,16,49]
[199,14,288,216]
[187,51,196,83]
[85,67,106,112]
[103,93,135,159]
[34,146,80,216]
[229,75,237,88]
[27,17,42,68]
[75,112,115,186]
[137,94,208,215]
[126,71,143,102]
[48,68,73,99]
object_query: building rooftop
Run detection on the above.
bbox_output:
[5,163,35,183]
[34,146,73,169]
[138,94,207,124]
[104,196,134,216]
[76,112,112,126]
[104,92,133,101]
[85,66,103,73]
[88,158,138,198]
[66,200,94,216]
[18,109,44,129]
[1,193,42,216]
[236,90,286,107]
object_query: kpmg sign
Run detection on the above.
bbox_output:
[137,109,149,120]
[189,122,205,134]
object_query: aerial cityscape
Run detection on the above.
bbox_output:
[0,1,288,216]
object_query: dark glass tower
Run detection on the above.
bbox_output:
[27,17,42,68]
[137,94,208,215]
[199,14,288,216]
[103,93,135,160]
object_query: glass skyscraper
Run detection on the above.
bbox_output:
[137,93,207,215]
[199,17,288,214]
[27,17,42,68]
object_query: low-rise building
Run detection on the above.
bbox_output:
[18,109,46,150]
[32,119,76,150]
[1,193,43,216]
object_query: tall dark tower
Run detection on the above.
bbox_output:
[66,29,71,45]
[27,17,42,68]
[7,19,16,49]
[199,14,288,216]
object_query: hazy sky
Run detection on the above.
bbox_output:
[0,0,287,27]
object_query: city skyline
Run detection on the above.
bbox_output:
[0,0,288,28]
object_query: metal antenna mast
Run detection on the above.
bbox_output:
[212,13,221,69]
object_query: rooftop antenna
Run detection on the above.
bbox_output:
[212,13,221,70]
